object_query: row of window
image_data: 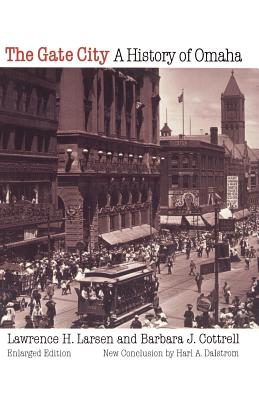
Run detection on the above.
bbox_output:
[0,128,54,153]
[171,155,224,170]
[171,174,224,189]
[110,211,148,230]
[0,183,51,204]
[0,82,54,119]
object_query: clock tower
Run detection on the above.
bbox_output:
[221,71,245,144]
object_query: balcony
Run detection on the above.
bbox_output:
[79,160,151,175]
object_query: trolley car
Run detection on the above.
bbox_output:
[74,261,155,327]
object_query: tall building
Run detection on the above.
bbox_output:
[221,71,245,145]
[0,68,61,258]
[57,68,160,251]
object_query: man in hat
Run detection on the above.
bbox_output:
[130,315,142,329]
[189,259,196,276]
[45,296,56,328]
[31,304,43,328]
[195,272,204,293]
[184,304,194,327]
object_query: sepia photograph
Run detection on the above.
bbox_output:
[0,68,259,329]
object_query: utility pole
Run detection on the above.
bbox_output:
[214,198,220,325]
[47,210,51,267]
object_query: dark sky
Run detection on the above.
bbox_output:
[160,69,259,148]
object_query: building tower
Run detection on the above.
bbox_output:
[221,70,245,144]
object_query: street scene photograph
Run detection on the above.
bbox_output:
[0,67,259,329]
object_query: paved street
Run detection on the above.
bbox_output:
[14,235,259,328]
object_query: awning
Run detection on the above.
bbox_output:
[160,215,168,224]
[184,215,205,227]
[202,212,215,226]
[219,208,233,219]
[233,209,251,220]
[99,224,157,246]
[167,216,182,225]
[160,215,182,225]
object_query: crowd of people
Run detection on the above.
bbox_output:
[182,275,259,328]
[0,211,258,328]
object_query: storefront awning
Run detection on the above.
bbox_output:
[160,215,182,225]
[233,209,251,220]
[167,216,182,225]
[202,212,215,226]
[99,224,158,246]
[184,215,205,227]
[219,208,233,219]
[160,215,168,224]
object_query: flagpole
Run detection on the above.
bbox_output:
[182,89,184,136]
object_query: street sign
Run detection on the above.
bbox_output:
[200,259,231,275]
[227,176,238,209]
[200,262,214,275]
[197,295,212,312]
[219,219,235,232]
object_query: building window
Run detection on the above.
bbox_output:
[183,175,190,188]
[132,212,136,226]
[171,175,179,187]
[25,132,34,151]
[182,156,189,168]
[110,215,116,231]
[121,213,126,229]
[171,156,178,168]
[37,135,44,152]
[193,175,198,188]
[192,157,198,168]
[15,129,24,150]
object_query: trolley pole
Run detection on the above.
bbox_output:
[214,198,220,325]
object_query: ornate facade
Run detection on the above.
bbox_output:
[57,68,160,250]
[0,68,60,257]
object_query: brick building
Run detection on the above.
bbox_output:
[57,68,160,250]
[0,68,61,257]
[160,128,225,228]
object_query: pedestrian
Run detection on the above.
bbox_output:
[31,304,43,328]
[44,282,55,300]
[45,296,56,328]
[195,272,204,293]
[24,315,34,328]
[156,258,161,274]
[184,304,194,327]
[61,280,67,295]
[189,260,196,276]
[167,258,173,275]
[245,256,250,270]
[223,282,231,305]
[205,245,210,258]
[65,280,72,294]
[130,315,142,328]
[153,292,160,315]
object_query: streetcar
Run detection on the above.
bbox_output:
[74,261,155,327]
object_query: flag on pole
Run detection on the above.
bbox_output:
[178,92,183,103]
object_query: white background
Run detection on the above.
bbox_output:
[0,1,259,399]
